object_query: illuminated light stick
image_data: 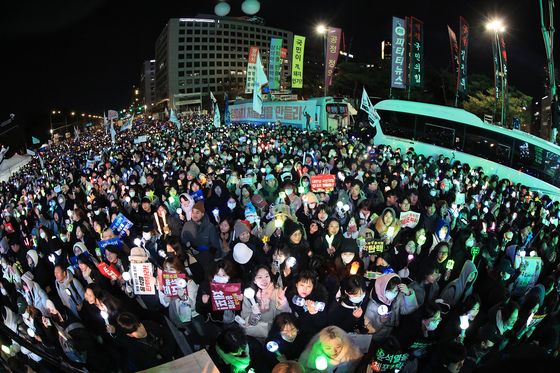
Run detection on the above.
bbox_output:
[315,355,328,370]
[470,246,480,262]
[285,257,297,268]
[122,272,131,282]
[459,314,470,330]
[386,226,395,238]
[350,261,360,275]
[27,328,36,338]
[133,238,142,247]
[243,288,258,307]
[274,218,284,229]
[378,305,389,316]
[407,254,414,265]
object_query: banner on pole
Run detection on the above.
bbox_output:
[391,17,407,89]
[325,27,342,87]
[224,93,231,126]
[408,17,424,87]
[107,110,118,120]
[268,38,283,90]
[458,17,469,96]
[447,25,460,93]
[291,35,305,88]
[210,282,242,311]
[245,46,260,94]
[500,34,508,124]
[360,87,381,127]
[130,263,156,295]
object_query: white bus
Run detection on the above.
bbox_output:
[369,99,560,199]
[228,96,355,132]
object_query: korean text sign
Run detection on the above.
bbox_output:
[210,282,242,311]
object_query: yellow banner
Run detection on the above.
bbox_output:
[291,35,306,89]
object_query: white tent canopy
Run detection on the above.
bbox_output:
[0,154,32,183]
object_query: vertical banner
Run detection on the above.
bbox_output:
[492,37,501,116]
[130,263,156,295]
[268,38,283,90]
[291,35,306,88]
[458,17,469,96]
[391,17,407,89]
[325,27,342,87]
[245,46,260,94]
[500,34,508,124]
[408,17,424,87]
[447,25,460,90]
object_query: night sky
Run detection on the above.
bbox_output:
[0,0,549,141]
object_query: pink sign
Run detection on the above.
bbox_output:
[210,282,242,311]
[325,27,342,87]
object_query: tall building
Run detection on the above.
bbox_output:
[140,60,156,108]
[155,15,293,112]
[381,40,391,61]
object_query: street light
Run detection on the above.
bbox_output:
[316,24,328,99]
[486,18,507,127]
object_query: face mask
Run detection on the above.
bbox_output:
[281,331,297,343]
[227,202,236,210]
[213,275,229,284]
[142,232,151,241]
[94,210,101,216]
[39,231,46,239]
[285,189,293,196]
[302,181,309,187]
[349,293,366,304]
[425,319,440,331]
[341,253,355,264]
[385,289,398,301]
[129,191,136,197]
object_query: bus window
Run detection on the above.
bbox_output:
[514,141,560,187]
[413,114,465,151]
[463,126,512,166]
[377,110,415,140]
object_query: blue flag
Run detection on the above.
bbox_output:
[31,136,40,145]
[120,115,133,132]
[169,109,181,129]
[224,93,231,126]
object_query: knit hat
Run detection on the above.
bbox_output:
[193,201,205,213]
[303,192,319,205]
[26,250,38,267]
[283,219,302,239]
[129,247,149,263]
[233,243,253,264]
[234,220,251,237]
[340,238,359,254]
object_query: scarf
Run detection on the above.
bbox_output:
[215,344,251,373]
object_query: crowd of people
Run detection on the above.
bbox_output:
[0,112,559,373]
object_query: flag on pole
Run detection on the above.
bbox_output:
[26,149,35,156]
[252,51,268,115]
[210,91,221,128]
[224,93,231,126]
[31,136,40,145]
[110,121,116,144]
[360,87,380,128]
[74,126,80,141]
[169,109,181,129]
[120,115,134,132]
[103,112,109,134]
[164,107,169,118]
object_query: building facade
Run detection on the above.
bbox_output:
[140,60,156,108]
[154,15,293,112]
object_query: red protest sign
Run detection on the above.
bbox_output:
[210,282,242,311]
[97,262,121,280]
[157,270,187,298]
[310,174,336,192]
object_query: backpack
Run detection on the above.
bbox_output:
[56,322,87,364]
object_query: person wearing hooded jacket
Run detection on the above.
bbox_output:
[364,273,419,341]
[54,263,85,319]
[260,174,279,205]
[181,201,221,272]
[26,249,54,294]
[20,271,50,316]
[439,260,478,308]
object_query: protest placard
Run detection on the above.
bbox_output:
[399,211,420,229]
[210,282,242,311]
[310,174,336,192]
[512,257,543,297]
[366,239,385,254]
[110,213,133,237]
[130,262,155,295]
[158,270,187,298]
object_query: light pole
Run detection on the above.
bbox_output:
[316,24,328,98]
[486,19,507,126]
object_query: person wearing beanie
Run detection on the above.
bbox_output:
[333,238,365,280]
[181,195,221,274]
